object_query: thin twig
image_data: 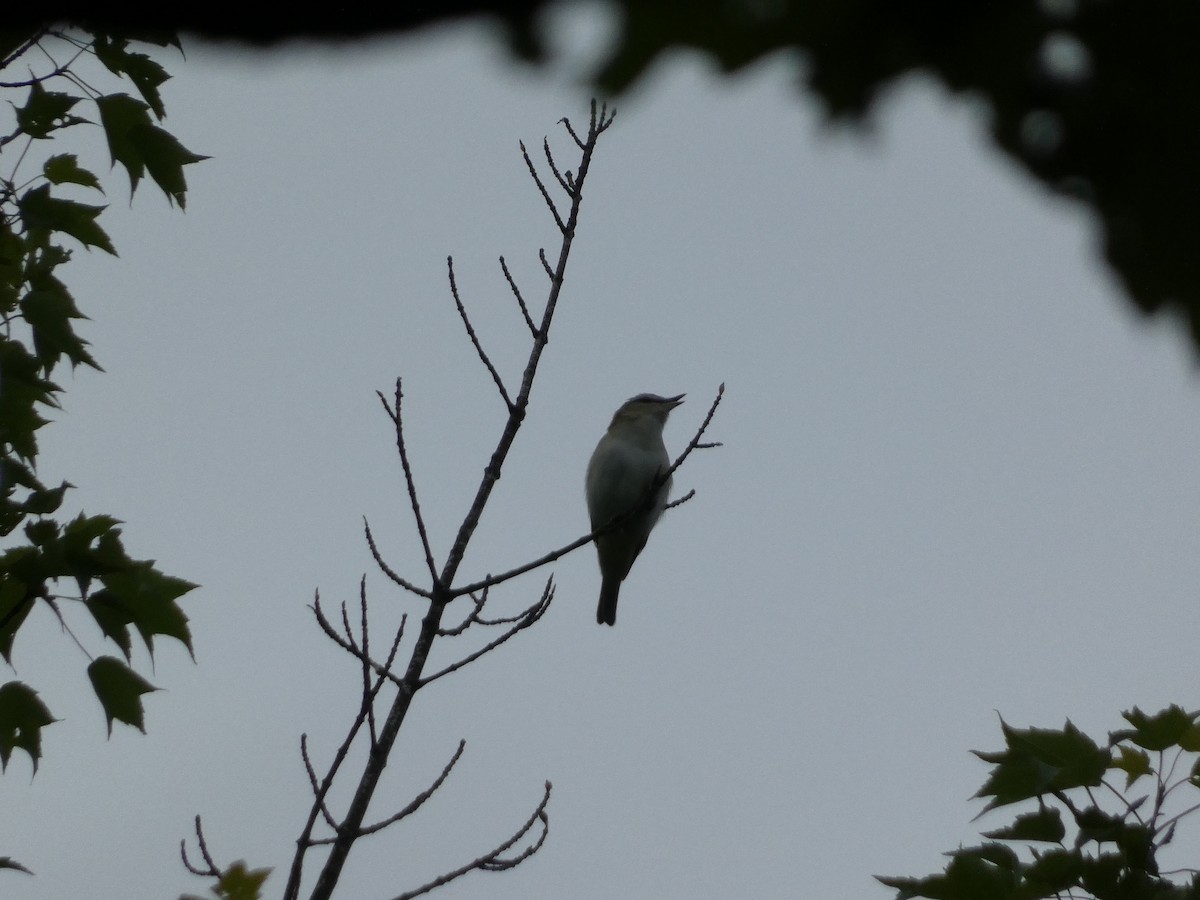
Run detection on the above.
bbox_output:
[353,741,467,838]
[363,518,433,598]
[438,585,489,636]
[421,579,553,686]
[543,137,570,194]
[358,579,378,744]
[44,598,93,661]
[0,27,48,71]
[499,256,538,337]
[390,782,552,900]
[312,594,405,689]
[378,382,441,586]
[447,256,514,409]
[520,140,565,232]
[661,383,725,485]
[1156,799,1200,837]
[180,815,220,877]
[539,247,554,280]
[301,735,341,831]
[561,114,585,150]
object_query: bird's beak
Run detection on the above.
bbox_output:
[666,394,685,408]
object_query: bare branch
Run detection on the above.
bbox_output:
[472,603,537,627]
[663,488,696,511]
[447,256,514,409]
[354,740,467,838]
[302,104,616,900]
[0,28,48,72]
[180,815,220,878]
[560,114,585,150]
[312,593,405,689]
[301,735,341,831]
[499,256,538,337]
[543,137,570,194]
[452,530,594,598]
[357,579,378,744]
[363,518,433,598]
[661,382,725,485]
[539,247,554,281]
[421,578,553,686]
[377,381,440,585]
[438,584,489,636]
[389,781,552,900]
[520,139,565,232]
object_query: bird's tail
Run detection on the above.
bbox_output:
[596,578,620,626]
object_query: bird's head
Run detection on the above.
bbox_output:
[609,393,685,430]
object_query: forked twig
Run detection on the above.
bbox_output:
[661,383,725,485]
[377,382,440,585]
[312,593,406,689]
[363,518,432,598]
[499,256,538,337]
[390,782,553,900]
[180,815,220,877]
[301,735,340,831]
[438,584,490,636]
[521,139,565,232]
[543,137,569,194]
[421,578,554,686]
[351,740,467,839]
[447,256,513,409]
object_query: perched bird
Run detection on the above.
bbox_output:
[585,393,684,626]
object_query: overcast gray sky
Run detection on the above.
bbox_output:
[3,7,1200,899]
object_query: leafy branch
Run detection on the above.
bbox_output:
[0,27,204,787]
[879,704,1200,899]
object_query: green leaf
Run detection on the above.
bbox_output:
[1,460,68,533]
[0,221,24,315]
[0,681,56,772]
[0,576,35,664]
[1073,807,1128,848]
[87,656,157,735]
[61,513,128,596]
[17,185,116,256]
[20,287,98,370]
[981,806,1066,844]
[1111,745,1153,789]
[877,846,1021,900]
[972,718,1109,812]
[95,93,153,196]
[0,856,33,875]
[131,123,208,208]
[0,338,62,461]
[1021,847,1082,895]
[23,519,60,546]
[93,35,172,119]
[94,92,206,206]
[210,860,272,900]
[43,154,104,193]
[85,589,134,661]
[1119,705,1200,752]
[100,563,196,657]
[14,82,89,139]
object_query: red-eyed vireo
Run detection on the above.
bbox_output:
[585,393,684,626]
